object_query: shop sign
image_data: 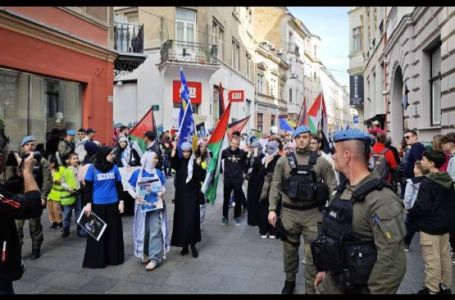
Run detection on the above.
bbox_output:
[173,81,202,104]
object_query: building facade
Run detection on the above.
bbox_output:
[0,7,116,148]
[349,6,455,145]
[113,6,255,133]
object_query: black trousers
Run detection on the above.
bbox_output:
[403,213,417,246]
[223,178,245,219]
[0,281,14,295]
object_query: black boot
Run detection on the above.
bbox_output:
[180,246,189,256]
[61,227,70,238]
[31,249,41,260]
[439,283,452,295]
[190,244,198,258]
[281,280,295,294]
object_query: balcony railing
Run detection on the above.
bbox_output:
[160,40,218,65]
[114,22,144,54]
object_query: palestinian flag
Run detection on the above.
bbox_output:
[201,101,232,205]
[129,107,157,155]
[227,115,250,141]
[307,92,330,153]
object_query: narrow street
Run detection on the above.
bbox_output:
[14,177,450,294]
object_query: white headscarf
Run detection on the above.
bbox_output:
[140,151,157,174]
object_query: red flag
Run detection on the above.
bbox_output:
[296,96,307,128]
[129,107,157,152]
[227,115,250,141]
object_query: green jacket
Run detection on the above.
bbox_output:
[334,173,406,294]
[60,166,80,206]
[268,149,337,211]
[40,158,52,200]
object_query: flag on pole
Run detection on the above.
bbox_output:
[201,101,232,205]
[296,96,308,128]
[278,115,293,132]
[227,115,250,141]
[218,83,225,119]
[177,68,197,157]
[129,107,157,155]
[306,92,330,153]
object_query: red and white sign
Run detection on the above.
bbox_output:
[228,90,244,102]
[173,80,202,104]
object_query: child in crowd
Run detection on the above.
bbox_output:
[47,154,64,230]
[60,152,81,238]
[403,160,426,251]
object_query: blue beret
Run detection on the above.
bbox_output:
[66,129,76,136]
[293,125,311,138]
[21,136,35,147]
[333,128,372,143]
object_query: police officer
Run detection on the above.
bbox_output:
[268,125,337,294]
[313,128,406,294]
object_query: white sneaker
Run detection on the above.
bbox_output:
[269,235,276,239]
[261,235,268,239]
[146,260,158,271]
[142,256,150,264]
[301,258,306,265]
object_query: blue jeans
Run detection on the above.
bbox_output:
[144,211,163,264]
[75,194,87,236]
[62,203,77,229]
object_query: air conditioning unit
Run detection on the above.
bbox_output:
[277,48,283,55]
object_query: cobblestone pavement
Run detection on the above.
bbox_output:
[14,177,455,294]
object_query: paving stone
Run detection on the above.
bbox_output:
[77,275,121,293]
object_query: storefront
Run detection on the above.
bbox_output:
[0,7,116,149]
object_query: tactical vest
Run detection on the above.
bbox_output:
[311,178,392,291]
[281,151,328,209]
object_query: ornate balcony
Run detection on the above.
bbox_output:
[160,40,219,66]
[113,22,146,76]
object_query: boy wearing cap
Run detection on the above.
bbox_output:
[15,136,52,260]
[268,126,337,294]
[58,130,76,163]
[313,128,405,294]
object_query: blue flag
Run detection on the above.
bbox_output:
[279,117,293,132]
[178,68,195,157]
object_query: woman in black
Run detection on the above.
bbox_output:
[170,141,205,258]
[246,141,265,227]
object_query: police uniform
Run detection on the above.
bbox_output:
[269,126,337,294]
[313,129,406,294]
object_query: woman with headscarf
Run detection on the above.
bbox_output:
[246,141,265,227]
[115,136,141,216]
[258,140,282,238]
[128,151,169,271]
[170,141,204,258]
[82,146,124,268]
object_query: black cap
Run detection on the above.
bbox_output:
[144,130,156,140]
[86,128,96,134]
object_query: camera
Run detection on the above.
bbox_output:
[21,151,42,163]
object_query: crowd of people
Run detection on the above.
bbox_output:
[1,122,455,295]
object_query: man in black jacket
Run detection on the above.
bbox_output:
[144,130,162,170]
[409,150,455,295]
[221,135,248,225]
[0,135,42,294]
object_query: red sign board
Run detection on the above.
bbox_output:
[173,80,202,104]
[228,90,244,102]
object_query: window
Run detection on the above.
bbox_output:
[270,76,277,98]
[232,39,240,71]
[176,8,196,43]
[212,18,224,62]
[271,114,276,127]
[353,27,362,53]
[257,113,263,131]
[314,45,317,58]
[279,81,285,100]
[0,67,82,149]
[430,44,442,125]
[257,73,264,94]
[246,53,252,80]
[289,88,293,103]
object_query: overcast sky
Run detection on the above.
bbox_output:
[287,7,350,87]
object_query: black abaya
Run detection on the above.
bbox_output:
[247,153,265,226]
